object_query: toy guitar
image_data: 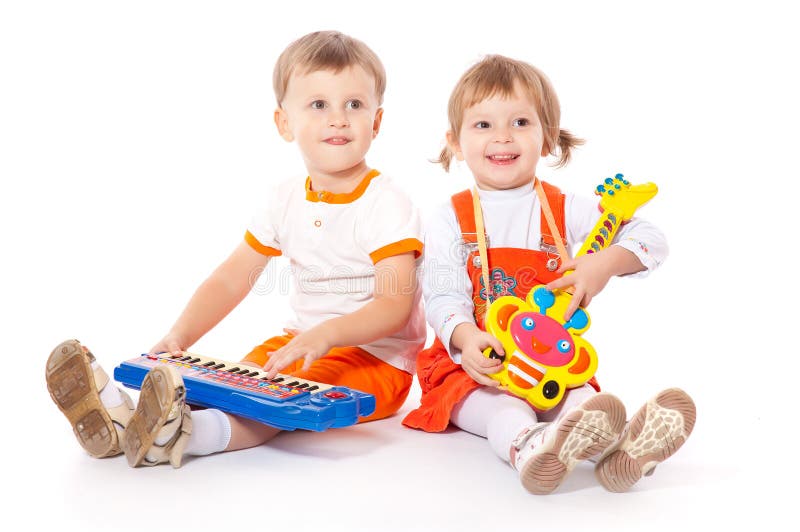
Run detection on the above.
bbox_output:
[114,352,376,431]
[483,174,658,410]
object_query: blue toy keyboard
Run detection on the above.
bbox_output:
[113,352,376,432]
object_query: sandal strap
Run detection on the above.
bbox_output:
[106,389,135,428]
[92,364,110,393]
[143,404,193,468]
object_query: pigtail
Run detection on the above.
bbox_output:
[434,145,454,172]
[553,128,585,168]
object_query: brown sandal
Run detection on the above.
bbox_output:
[46,339,134,458]
[121,364,192,468]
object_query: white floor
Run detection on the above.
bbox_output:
[16,365,783,532]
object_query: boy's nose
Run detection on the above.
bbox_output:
[329,111,350,128]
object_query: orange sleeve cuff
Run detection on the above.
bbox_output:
[245,231,281,257]
[369,238,423,264]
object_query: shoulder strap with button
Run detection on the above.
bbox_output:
[534,178,569,261]
[472,187,492,318]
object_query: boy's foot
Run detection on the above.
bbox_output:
[121,364,192,468]
[595,388,696,492]
[512,393,626,495]
[46,339,135,458]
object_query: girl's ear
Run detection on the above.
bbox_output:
[274,107,294,142]
[446,130,464,161]
[372,108,384,138]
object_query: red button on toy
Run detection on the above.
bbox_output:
[324,391,348,400]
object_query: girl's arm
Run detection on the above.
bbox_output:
[150,241,270,353]
[262,251,418,377]
[549,192,669,319]
[420,204,475,363]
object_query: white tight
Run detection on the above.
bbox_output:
[449,385,597,462]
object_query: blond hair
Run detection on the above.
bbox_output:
[438,55,583,171]
[273,31,386,105]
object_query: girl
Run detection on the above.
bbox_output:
[403,55,695,494]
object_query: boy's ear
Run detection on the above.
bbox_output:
[274,107,294,142]
[372,107,384,138]
[446,130,464,161]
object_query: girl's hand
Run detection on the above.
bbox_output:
[459,329,504,387]
[262,324,334,379]
[546,251,615,320]
[149,331,189,355]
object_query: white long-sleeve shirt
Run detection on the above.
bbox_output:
[422,182,668,363]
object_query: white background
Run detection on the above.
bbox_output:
[1,1,797,530]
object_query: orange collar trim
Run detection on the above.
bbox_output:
[305,169,380,204]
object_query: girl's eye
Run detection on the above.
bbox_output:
[521,317,535,330]
[475,121,490,129]
[345,100,362,110]
[513,118,530,127]
[311,100,326,110]
[557,340,571,353]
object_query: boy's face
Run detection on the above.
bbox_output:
[275,66,383,178]
[448,85,548,191]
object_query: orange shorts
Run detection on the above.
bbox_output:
[243,335,412,423]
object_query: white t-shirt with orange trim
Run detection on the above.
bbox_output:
[245,169,425,373]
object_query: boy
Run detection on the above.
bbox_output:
[46,31,425,467]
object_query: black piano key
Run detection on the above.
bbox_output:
[202,361,216,367]
[236,369,251,375]
[286,381,300,386]
[226,367,240,373]
[271,377,285,383]
[244,371,260,377]
[212,363,225,369]
[189,358,201,364]
[179,355,193,361]
[307,385,319,391]
[295,383,309,389]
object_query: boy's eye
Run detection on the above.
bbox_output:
[513,118,530,127]
[475,121,490,129]
[310,100,326,110]
[345,100,362,110]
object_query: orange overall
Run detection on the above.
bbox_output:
[402,182,599,432]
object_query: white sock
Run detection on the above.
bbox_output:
[450,387,537,463]
[183,409,232,456]
[91,361,124,408]
[487,407,540,462]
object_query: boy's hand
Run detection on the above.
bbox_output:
[459,329,504,387]
[148,332,188,356]
[546,251,614,321]
[262,324,334,379]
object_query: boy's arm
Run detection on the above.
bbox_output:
[262,251,417,377]
[150,241,270,353]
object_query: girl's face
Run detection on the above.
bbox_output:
[448,86,547,191]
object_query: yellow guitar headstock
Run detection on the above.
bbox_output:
[596,173,658,221]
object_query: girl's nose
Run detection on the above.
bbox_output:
[493,127,512,143]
